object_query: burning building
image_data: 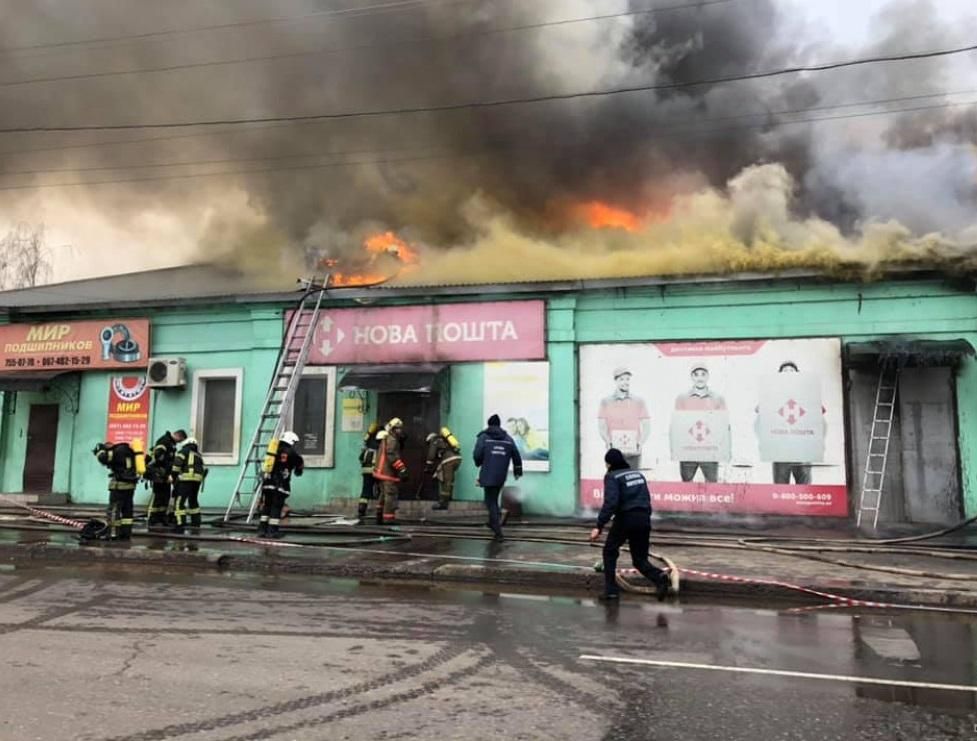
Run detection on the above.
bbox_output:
[0,260,975,529]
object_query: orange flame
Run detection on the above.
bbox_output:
[577,201,641,232]
[364,230,420,264]
[328,272,388,287]
[323,231,419,287]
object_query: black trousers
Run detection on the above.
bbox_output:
[603,511,667,597]
[148,482,171,525]
[259,487,288,526]
[679,462,719,482]
[358,474,376,514]
[108,488,135,539]
[772,463,812,485]
[173,482,201,528]
[483,485,503,536]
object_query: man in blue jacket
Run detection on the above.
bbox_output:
[590,448,670,601]
[474,414,523,542]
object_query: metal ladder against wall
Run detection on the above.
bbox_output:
[856,365,901,530]
[223,281,327,523]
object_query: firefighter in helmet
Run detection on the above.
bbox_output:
[425,426,462,510]
[145,429,186,529]
[93,440,141,541]
[171,437,208,533]
[258,431,304,538]
[373,417,407,525]
[357,422,381,521]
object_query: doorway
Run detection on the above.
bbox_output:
[848,367,963,526]
[23,403,59,493]
[376,392,441,500]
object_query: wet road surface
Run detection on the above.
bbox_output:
[0,564,974,740]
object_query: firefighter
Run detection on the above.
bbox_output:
[357,422,381,521]
[373,417,407,525]
[145,429,186,529]
[171,437,207,534]
[93,441,139,541]
[425,426,462,510]
[257,431,304,538]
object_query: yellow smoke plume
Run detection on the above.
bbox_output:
[396,163,969,286]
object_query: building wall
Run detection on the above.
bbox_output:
[569,278,977,518]
[2,276,976,520]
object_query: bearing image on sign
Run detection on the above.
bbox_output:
[579,338,847,517]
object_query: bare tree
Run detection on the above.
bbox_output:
[0,223,52,290]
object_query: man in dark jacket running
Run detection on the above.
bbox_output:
[590,448,670,601]
[473,414,523,541]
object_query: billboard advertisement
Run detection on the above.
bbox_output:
[106,376,150,445]
[580,339,847,517]
[0,319,150,372]
[483,362,550,472]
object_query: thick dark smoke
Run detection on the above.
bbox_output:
[0,0,974,273]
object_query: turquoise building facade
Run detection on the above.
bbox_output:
[1,266,974,524]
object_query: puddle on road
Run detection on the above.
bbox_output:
[3,557,977,714]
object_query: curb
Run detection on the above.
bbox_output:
[2,539,976,609]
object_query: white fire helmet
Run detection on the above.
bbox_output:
[182,437,198,448]
[281,431,300,446]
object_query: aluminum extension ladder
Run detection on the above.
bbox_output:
[223,279,327,523]
[856,366,900,529]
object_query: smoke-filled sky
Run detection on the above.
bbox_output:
[0,0,974,285]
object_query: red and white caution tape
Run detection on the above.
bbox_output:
[619,564,977,614]
[0,495,86,529]
[223,535,305,549]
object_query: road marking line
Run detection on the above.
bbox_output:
[579,655,977,693]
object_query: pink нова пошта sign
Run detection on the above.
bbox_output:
[296,301,546,365]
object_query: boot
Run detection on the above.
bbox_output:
[431,500,449,511]
[256,520,268,537]
[266,525,283,539]
[375,509,383,526]
[357,502,368,520]
[655,575,671,602]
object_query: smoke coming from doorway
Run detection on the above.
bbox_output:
[0,0,975,283]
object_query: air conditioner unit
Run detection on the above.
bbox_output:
[146,357,187,388]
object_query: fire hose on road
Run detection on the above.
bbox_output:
[2,497,976,614]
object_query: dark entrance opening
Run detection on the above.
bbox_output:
[377,392,441,500]
[846,339,972,526]
[23,403,59,493]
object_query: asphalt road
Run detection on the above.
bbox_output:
[0,564,974,740]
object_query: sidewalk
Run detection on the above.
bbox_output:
[1,515,975,609]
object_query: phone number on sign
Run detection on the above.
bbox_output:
[771,491,835,502]
[4,356,92,368]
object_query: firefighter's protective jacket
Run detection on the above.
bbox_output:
[95,443,139,491]
[373,431,407,482]
[171,444,208,486]
[263,443,304,493]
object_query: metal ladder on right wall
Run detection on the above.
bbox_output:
[222,281,327,523]
[856,365,901,529]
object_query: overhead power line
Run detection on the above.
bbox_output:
[0,97,973,192]
[3,87,975,177]
[0,1,736,89]
[1,41,974,135]
[0,0,470,56]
